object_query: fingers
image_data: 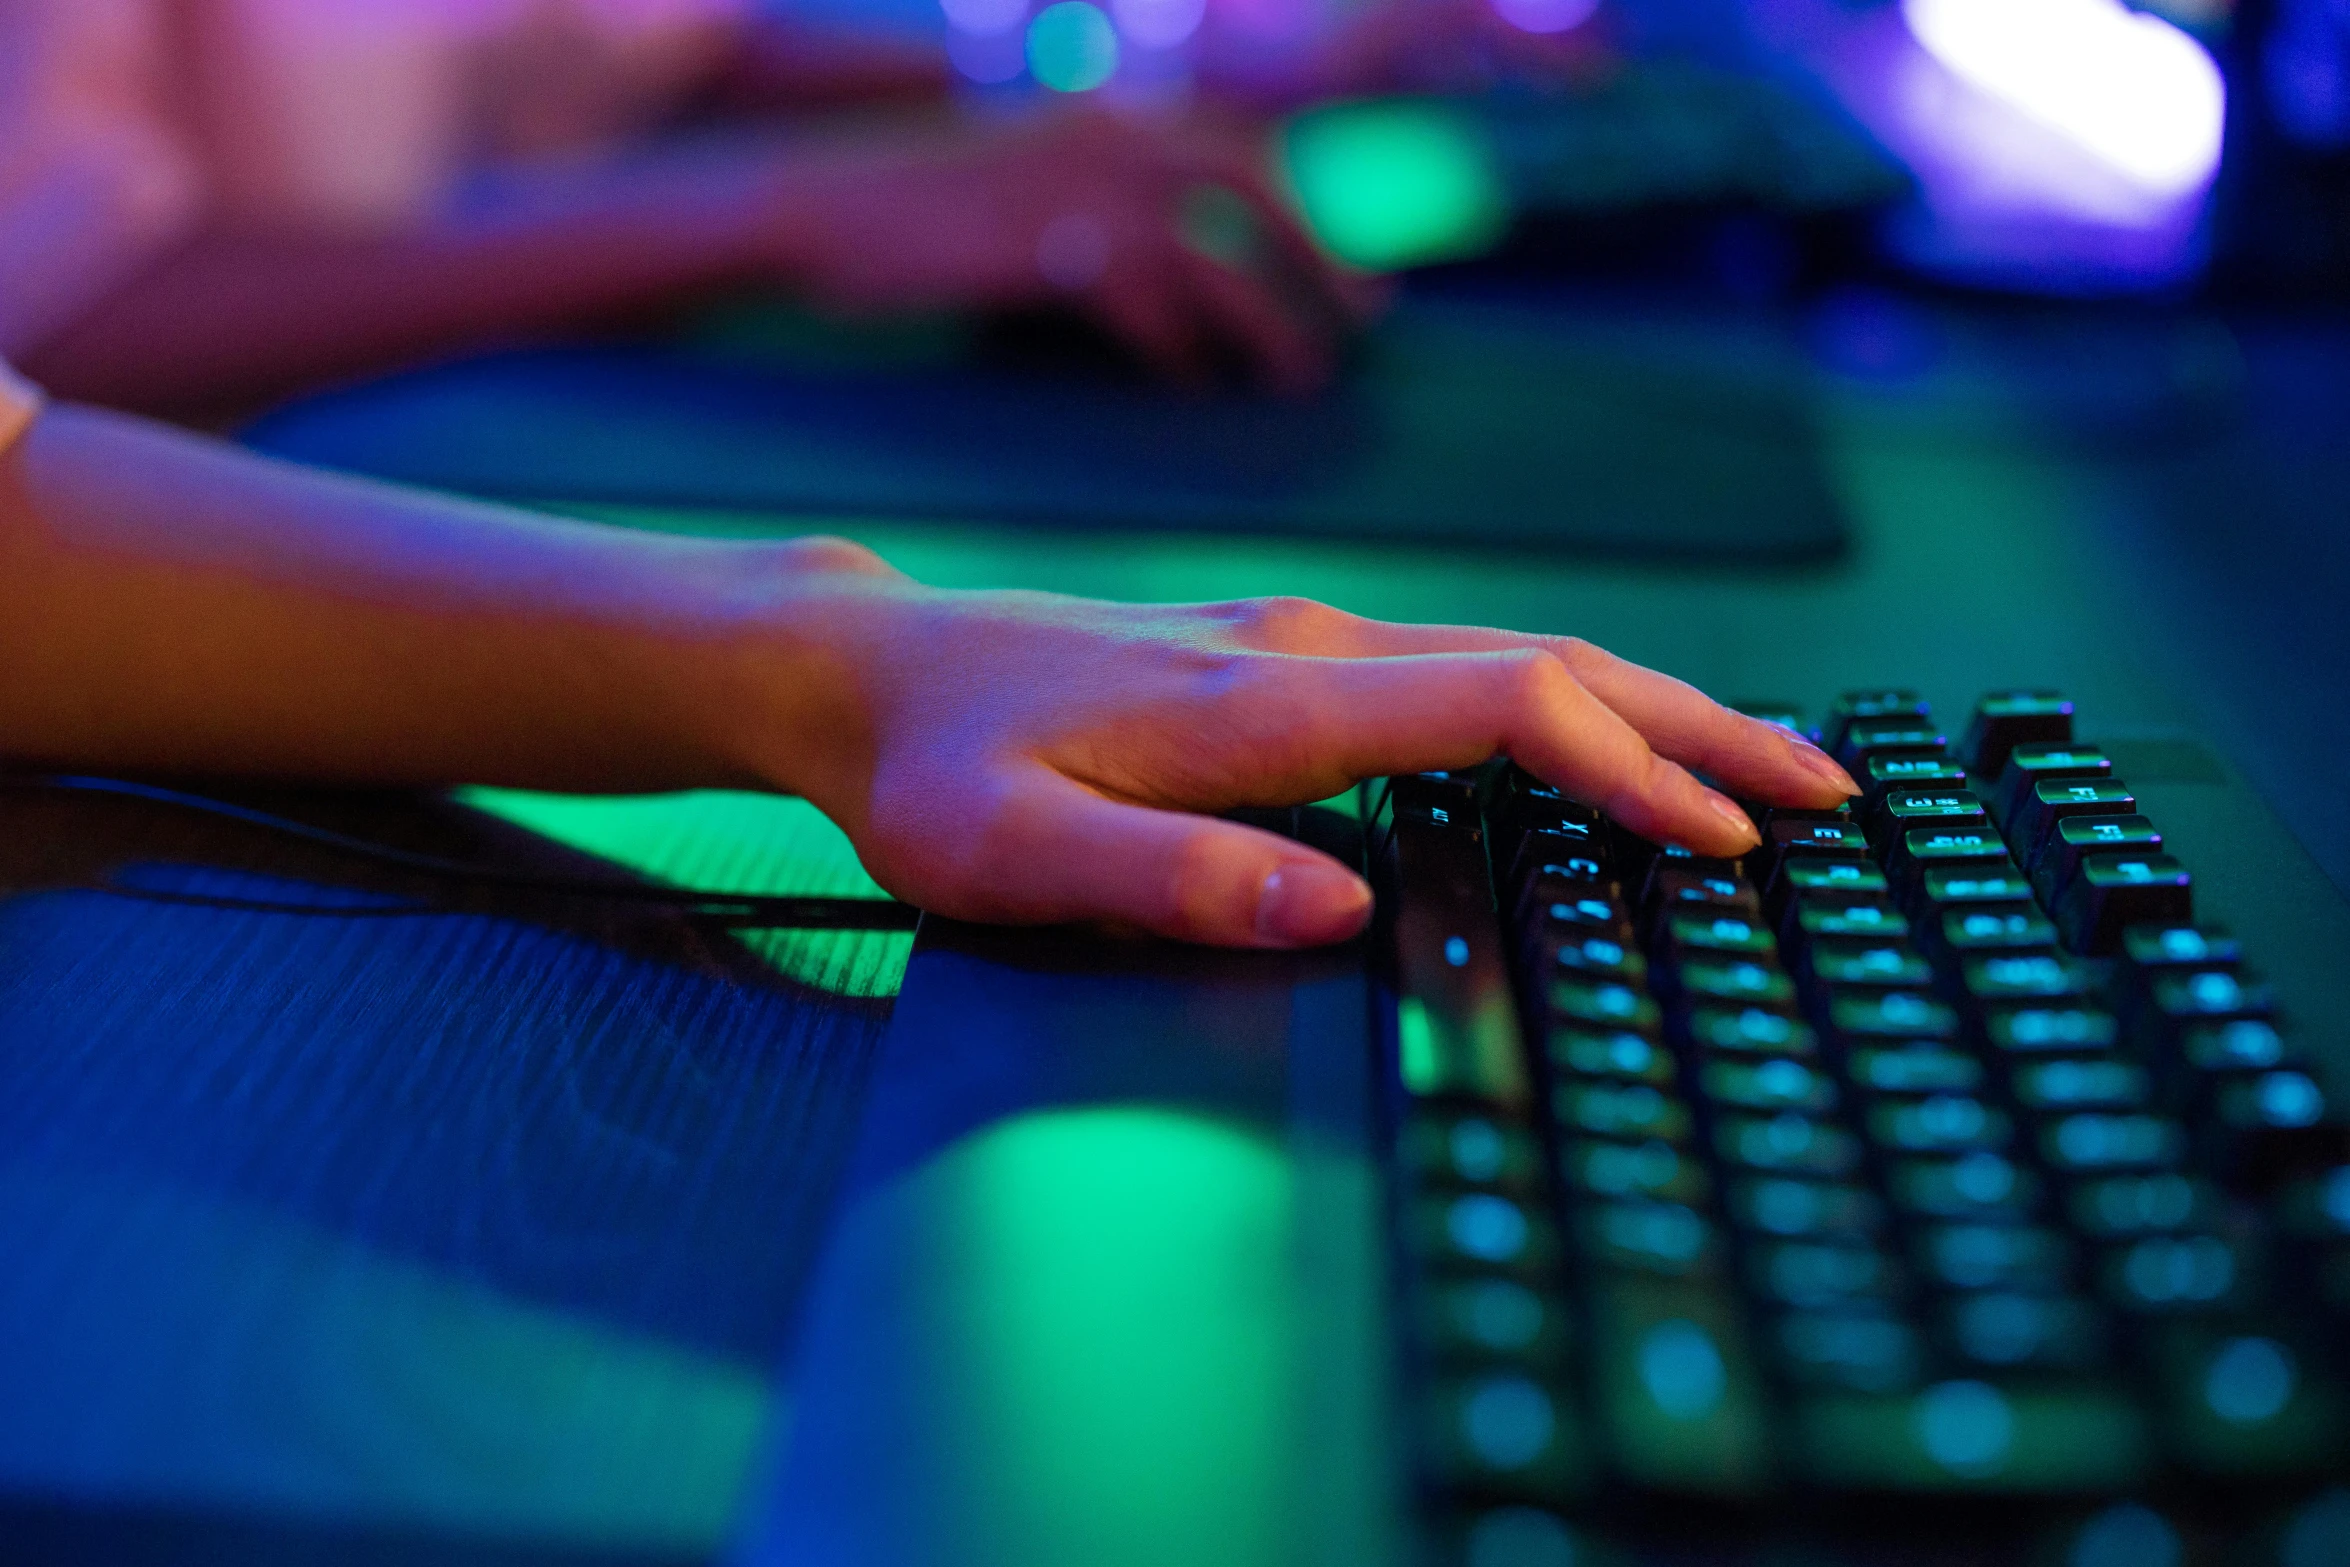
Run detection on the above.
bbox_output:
[904,765,1373,948]
[1210,648,1763,857]
[1265,614,1856,810]
[1174,247,1333,394]
[1089,266,1211,387]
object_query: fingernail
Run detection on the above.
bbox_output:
[1254,860,1374,947]
[1706,790,1761,850]
[1789,734,1861,797]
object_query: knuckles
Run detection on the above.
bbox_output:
[1209,594,1353,652]
[774,535,893,578]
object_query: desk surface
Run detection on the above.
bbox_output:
[5,298,2348,1563]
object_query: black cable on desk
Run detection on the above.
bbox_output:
[0,775,922,931]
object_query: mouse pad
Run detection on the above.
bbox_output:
[242,295,1851,562]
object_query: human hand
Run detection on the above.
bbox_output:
[720,542,1858,948]
[762,109,1382,392]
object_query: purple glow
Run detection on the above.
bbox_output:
[1111,0,1207,48]
[1752,0,2217,294]
[1489,0,1600,37]
[1903,0,2224,197]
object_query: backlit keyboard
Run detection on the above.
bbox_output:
[1373,690,2350,1564]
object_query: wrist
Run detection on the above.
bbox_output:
[670,535,908,819]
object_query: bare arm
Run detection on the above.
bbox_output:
[18,150,783,414]
[0,405,1855,946]
[24,112,1373,414]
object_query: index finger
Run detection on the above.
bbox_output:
[1232,613,1859,809]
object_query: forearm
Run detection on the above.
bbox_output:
[0,405,837,793]
[18,147,790,414]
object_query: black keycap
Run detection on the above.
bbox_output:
[1677,959,1799,1013]
[1830,991,1961,1044]
[1891,1152,2042,1219]
[2057,854,2193,955]
[1556,1080,1692,1141]
[1529,886,1634,943]
[1731,1178,1885,1239]
[1688,1007,1820,1058]
[1875,789,1990,847]
[2034,815,2162,906]
[2040,1113,2187,1173]
[1422,1370,1588,1501]
[1992,744,2113,826]
[1552,980,1663,1036]
[1769,862,1891,930]
[1962,953,2094,1008]
[1914,1223,2072,1292]
[1717,1113,1864,1176]
[1937,908,2060,960]
[2012,1058,2149,1112]
[1824,689,1931,755]
[1750,1241,1905,1308]
[1561,1137,1712,1203]
[1837,720,1949,772]
[1847,1046,1984,1097]
[1808,940,1936,991]
[1391,771,1482,826]
[1917,866,2037,922]
[1892,824,2010,901]
[1796,900,1910,943]
[2009,778,2137,871]
[1869,1095,2014,1154]
[2182,1020,2291,1074]
[2147,1321,2341,1477]
[1774,1310,1922,1392]
[1577,1200,1720,1276]
[1861,754,1969,811]
[1702,1056,1837,1113]
[1418,1275,1573,1367]
[1487,765,1602,835]
[1646,864,1762,929]
[1393,811,1531,1106]
[2146,967,2275,1030]
[2068,1173,2213,1237]
[2123,925,2242,971]
[1546,931,1649,987]
[1664,912,1777,960]
[1986,1006,2121,1056]
[1416,1190,1564,1273]
[1766,817,1871,860]
[1405,1113,1550,1192]
[1506,825,1610,899]
[2098,1233,2248,1313]
[1960,690,2075,778]
[1550,1027,1678,1085]
[1941,1291,2106,1371]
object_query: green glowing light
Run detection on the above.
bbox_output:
[943,1108,1294,1565]
[1026,2,1118,92]
[1282,99,1509,270]
[455,788,906,996]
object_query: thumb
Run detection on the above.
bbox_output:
[903,767,1374,947]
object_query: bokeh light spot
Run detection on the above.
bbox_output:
[1282,100,1509,270]
[2205,1336,2297,1425]
[1112,0,1207,48]
[1462,1375,1556,1468]
[1902,0,2225,196]
[1489,0,1598,34]
[1638,1319,1726,1420]
[2071,1504,2182,1567]
[1915,1379,2014,1473]
[1028,1,1120,91]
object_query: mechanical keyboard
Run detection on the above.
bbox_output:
[1374,691,2350,1565]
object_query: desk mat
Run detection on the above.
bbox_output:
[242,296,1852,562]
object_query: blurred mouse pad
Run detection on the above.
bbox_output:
[244,298,1849,561]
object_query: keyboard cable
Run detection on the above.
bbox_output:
[0,774,922,931]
